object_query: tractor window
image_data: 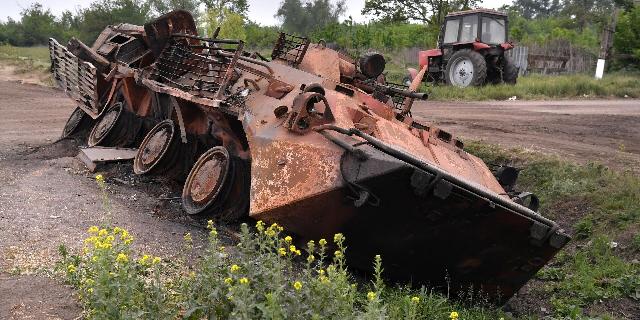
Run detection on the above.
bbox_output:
[459,15,478,43]
[443,19,460,44]
[481,17,506,44]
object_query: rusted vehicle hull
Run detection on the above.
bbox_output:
[49,10,569,304]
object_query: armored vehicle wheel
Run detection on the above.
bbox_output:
[87,102,142,147]
[62,107,93,139]
[502,56,518,85]
[134,119,176,175]
[182,146,235,216]
[445,49,487,87]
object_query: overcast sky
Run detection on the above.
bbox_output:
[1,0,513,25]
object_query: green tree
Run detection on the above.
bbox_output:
[205,8,246,40]
[276,0,346,35]
[202,0,249,19]
[362,0,478,26]
[149,0,201,15]
[15,3,61,46]
[614,5,640,60]
[78,0,152,44]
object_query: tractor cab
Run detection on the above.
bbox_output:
[440,9,509,49]
[408,9,517,88]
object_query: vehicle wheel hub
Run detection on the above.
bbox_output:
[140,128,170,165]
[450,57,474,87]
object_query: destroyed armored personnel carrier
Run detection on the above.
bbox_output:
[49,10,569,303]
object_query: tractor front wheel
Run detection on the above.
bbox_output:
[502,56,518,85]
[445,49,487,87]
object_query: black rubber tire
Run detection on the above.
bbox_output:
[502,56,518,85]
[444,49,487,87]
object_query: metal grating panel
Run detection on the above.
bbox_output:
[49,38,100,116]
[271,33,310,67]
[150,34,244,100]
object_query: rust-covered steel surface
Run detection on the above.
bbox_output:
[49,10,570,304]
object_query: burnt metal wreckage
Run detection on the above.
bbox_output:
[49,10,569,304]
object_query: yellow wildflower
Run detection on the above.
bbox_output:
[256,220,264,232]
[152,257,161,265]
[411,296,420,304]
[319,238,327,246]
[295,249,301,256]
[219,246,225,252]
[284,235,292,243]
[278,248,287,256]
[334,250,343,258]
[91,256,98,262]
[239,277,249,285]
[449,311,459,320]
[293,281,302,291]
[367,291,376,301]
[88,288,94,293]
[307,240,315,251]
[318,269,325,275]
[138,254,150,265]
[289,245,297,252]
[105,235,115,244]
[88,226,99,234]
[67,264,76,273]
[183,232,193,244]
[95,174,104,182]
[224,277,233,285]
[98,229,108,237]
[85,278,94,285]
[230,264,240,273]
[307,254,315,263]
[116,253,128,263]
[113,227,122,234]
[120,230,129,240]
[207,219,214,230]
[333,233,343,243]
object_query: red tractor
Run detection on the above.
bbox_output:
[405,9,518,88]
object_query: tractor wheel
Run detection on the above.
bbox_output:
[445,49,487,87]
[502,56,518,85]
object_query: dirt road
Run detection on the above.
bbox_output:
[0,81,209,319]
[412,99,640,172]
[1,80,638,318]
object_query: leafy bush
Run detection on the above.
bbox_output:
[59,220,503,319]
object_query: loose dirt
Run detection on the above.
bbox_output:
[1,79,639,318]
[0,81,212,319]
[413,99,640,172]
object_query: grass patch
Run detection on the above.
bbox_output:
[426,74,640,101]
[0,45,50,71]
[0,45,52,85]
[465,141,640,317]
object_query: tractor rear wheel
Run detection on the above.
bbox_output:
[502,56,518,85]
[445,49,487,87]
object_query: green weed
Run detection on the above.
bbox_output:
[59,221,503,320]
[466,141,640,317]
[423,74,640,100]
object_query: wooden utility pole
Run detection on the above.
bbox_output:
[595,7,620,78]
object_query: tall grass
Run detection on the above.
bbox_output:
[465,141,640,317]
[426,74,640,100]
